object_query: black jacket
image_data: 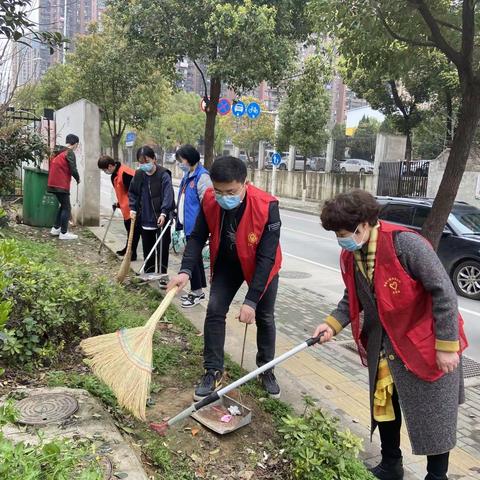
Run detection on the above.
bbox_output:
[128,166,175,220]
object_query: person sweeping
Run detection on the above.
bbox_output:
[98,155,140,261]
[128,146,175,286]
[167,156,283,400]
[313,190,468,480]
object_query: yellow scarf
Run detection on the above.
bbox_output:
[354,224,395,422]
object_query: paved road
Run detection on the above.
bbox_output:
[279,208,480,362]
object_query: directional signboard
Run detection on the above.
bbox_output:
[271,152,282,167]
[125,132,136,147]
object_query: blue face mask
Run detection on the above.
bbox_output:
[337,227,367,252]
[215,193,242,210]
[179,163,190,173]
[139,162,154,173]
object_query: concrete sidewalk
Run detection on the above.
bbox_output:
[89,218,480,480]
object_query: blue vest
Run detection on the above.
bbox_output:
[178,164,209,236]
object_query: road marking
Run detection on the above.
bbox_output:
[284,252,480,316]
[281,212,321,224]
[459,307,480,318]
[283,252,341,273]
[283,226,334,242]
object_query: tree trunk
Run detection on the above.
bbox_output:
[204,76,221,169]
[421,84,480,249]
[112,135,121,160]
[405,129,412,161]
[445,89,454,146]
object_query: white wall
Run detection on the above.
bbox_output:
[55,99,101,226]
[427,149,480,208]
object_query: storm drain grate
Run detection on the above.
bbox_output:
[339,341,480,379]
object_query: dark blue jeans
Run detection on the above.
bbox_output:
[53,192,71,234]
[203,259,278,371]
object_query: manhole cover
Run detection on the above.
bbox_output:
[339,342,480,379]
[99,456,113,480]
[16,393,79,425]
[280,271,312,279]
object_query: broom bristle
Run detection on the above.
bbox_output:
[81,326,155,420]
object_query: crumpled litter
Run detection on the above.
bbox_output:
[228,405,241,416]
[220,414,233,423]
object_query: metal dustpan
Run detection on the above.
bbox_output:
[191,394,251,435]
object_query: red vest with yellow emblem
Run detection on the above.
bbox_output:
[340,221,468,382]
[202,185,282,292]
[113,164,135,220]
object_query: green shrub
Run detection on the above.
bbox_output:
[279,404,375,480]
[0,239,121,366]
[0,400,103,480]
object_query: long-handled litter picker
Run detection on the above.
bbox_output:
[98,208,116,254]
[138,219,172,276]
[150,332,325,436]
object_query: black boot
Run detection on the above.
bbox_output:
[425,474,447,480]
[369,457,404,480]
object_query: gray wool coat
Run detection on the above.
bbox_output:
[329,232,465,456]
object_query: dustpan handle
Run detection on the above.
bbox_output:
[165,333,325,427]
[139,219,172,274]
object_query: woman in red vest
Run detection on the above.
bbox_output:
[97,155,140,260]
[314,190,468,480]
[167,156,283,400]
[47,134,80,240]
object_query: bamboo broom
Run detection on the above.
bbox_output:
[116,214,136,283]
[80,287,178,420]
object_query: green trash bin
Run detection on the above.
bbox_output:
[23,166,59,227]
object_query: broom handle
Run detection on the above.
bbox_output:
[166,333,325,427]
[125,214,137,257]
[139,219,172,274]
[145,286,178,331]
[98,209,116,254]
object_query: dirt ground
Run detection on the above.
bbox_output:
[1,218,291,480]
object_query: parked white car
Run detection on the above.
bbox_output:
[339,159,374,174]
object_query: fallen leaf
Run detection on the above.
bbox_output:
[209,448,220,456]
[114,473,128,479]
[191,427,200,437]
[190,453,202,463]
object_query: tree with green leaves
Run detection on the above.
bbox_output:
[35,20,171,158]
[110,0,309,168]
[350,117,380,161]
[311,0,480,249]
[278,56,330,193]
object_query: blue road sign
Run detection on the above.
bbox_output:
[232,101,246,117]
[247,102,261,119]
[271,152,282,167]
[125,132,136,147]
[217,98,231,116]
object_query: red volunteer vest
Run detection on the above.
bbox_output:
[47,150,71,191]
[340,221,468,382]
[202,185,282,292]
[113,164,135,220]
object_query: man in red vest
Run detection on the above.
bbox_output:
[97,155,140,260]
[47,134,80,240]
[314,190,467,480]
[168,156,282,400]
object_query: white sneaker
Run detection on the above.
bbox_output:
[50,227,61,236]
[59,232,78,240]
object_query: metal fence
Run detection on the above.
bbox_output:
[377,160,430,197]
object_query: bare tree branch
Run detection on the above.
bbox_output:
[407,0,463,68]
[388,80,410,119]
[436,18,462,33]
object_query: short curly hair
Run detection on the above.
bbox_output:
[321,190,380,232]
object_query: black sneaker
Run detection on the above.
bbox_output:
[369,458,404,480]
[259,370,281,398]
[116,248,127,256]
[181,292,205,308]
[193,369,223,401]
[131,253,137,262]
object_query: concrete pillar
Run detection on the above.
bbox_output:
[232,145,240,157]
[288,145,295,172]
[325,138,334,172]
[258,141,265,170]
[55,99,101,226]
